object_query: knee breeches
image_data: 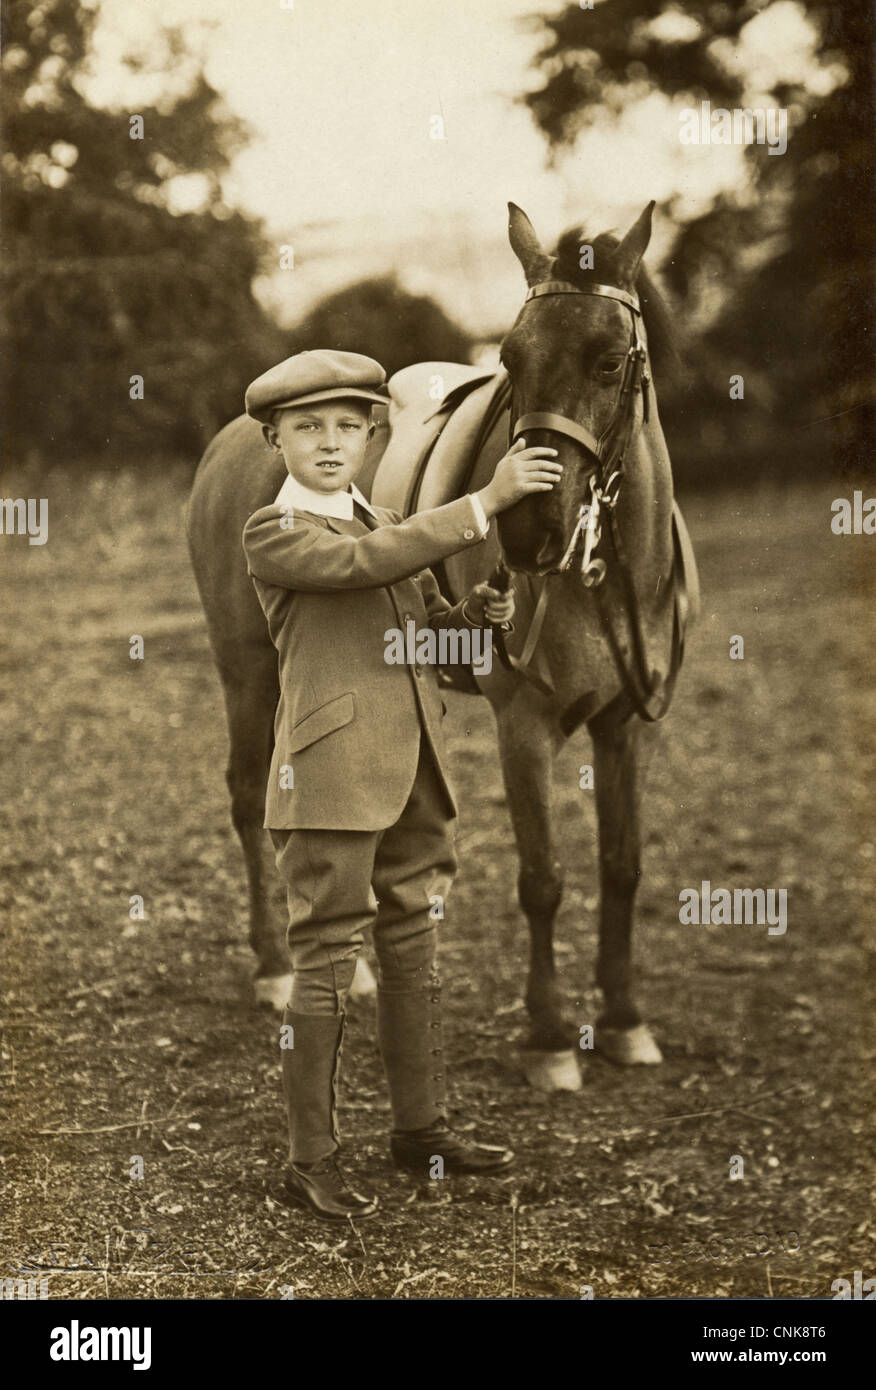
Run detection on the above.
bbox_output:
[270,738,457,1014]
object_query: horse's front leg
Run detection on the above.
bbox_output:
[589,704,662,1065]
[493,689,581,1091]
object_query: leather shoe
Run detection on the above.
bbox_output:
[391,1118,514,1177]
[280,1155,378,1221]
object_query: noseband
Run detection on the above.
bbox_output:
[509,280,651,586]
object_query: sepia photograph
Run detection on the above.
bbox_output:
[1,0,873,1348]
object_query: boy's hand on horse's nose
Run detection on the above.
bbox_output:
[465,582,515,626]
[477,437,562,516]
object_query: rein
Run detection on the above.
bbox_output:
[497,277,683,724]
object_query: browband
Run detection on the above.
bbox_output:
[524,280,641,316]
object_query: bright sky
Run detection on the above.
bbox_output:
[84,0,839,335]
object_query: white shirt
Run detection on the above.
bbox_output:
[274,473,489,535]
[274,473,378,520]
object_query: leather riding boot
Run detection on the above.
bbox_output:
[378,983,515,1178]
[279,1008,377,1220]
[377,982,446,1133]
[390,1117,515,1177]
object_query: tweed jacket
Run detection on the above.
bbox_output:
[242,493,488,830]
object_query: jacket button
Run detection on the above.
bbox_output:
[463,528,475,540]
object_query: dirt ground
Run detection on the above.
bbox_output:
[1,468,873,1300]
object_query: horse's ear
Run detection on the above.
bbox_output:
[615,201,655,285]
[507,202,553,287]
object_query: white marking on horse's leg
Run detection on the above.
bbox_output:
[349,955,377,1001]
[521,1048,582,1092]
[253,973,293,1013]
[596,1022,663,1066]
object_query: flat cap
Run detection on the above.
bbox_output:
[245,349,388,424]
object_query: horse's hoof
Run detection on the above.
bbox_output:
[521,1048,582,1092]
[253,973,293,1012]
[349,955,377,1001]
[596,1023,662,1066]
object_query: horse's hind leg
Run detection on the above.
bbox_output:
[218,651,292,1008]
[494,689,581,1091]
[589,703,662,1065]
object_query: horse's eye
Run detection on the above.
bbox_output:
[599,357,624,378]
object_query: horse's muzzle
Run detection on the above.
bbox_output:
[500,525,569,577]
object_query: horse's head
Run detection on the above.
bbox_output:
[498,201,656,576]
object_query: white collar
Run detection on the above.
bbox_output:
[274,473,379,521]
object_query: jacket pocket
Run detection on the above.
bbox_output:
[288,692,354,753]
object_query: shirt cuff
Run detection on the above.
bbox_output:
[468,492,489,538]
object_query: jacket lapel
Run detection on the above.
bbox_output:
[321,507,410,627]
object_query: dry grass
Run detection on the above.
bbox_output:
[1,465,873,1299]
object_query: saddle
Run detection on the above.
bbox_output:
[370,362,502,522]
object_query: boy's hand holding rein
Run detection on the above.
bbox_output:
[462,582,515,628]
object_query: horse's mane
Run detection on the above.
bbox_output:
[552,226,682,396]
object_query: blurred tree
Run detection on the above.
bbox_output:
[520,0,873,480]
[0,0,285,466]
[293,275,473,379]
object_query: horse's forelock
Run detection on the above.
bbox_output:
[551,226,682,394]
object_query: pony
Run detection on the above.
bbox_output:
[186,201,698,1090]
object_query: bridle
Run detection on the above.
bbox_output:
[497,277,684,723]
[509,279,651,588]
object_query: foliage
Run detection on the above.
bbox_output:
[292,275,474,381]
[0,0,285,465]
[520,1,873,479]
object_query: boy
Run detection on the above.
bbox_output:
[242,349,561,1220]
